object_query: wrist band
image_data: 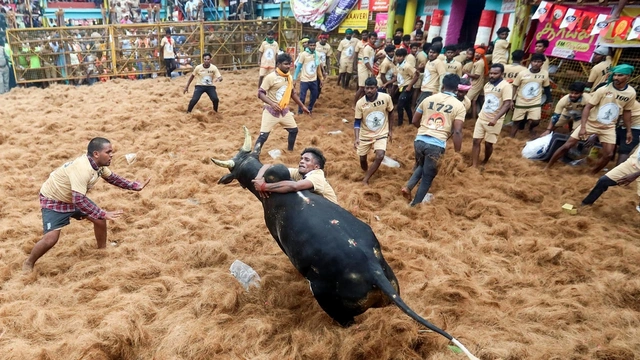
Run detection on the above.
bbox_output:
[260,183,266,192]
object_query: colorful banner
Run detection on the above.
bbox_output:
[423,0,438,15]
[370,0,388,12]
[338,9,369,33]
[598,7,640,47]
[358,0,369,10]
[375,13,388,39]
[529,6,610,62]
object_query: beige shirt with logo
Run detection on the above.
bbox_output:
[377,57,396,87]
[396,61,417,88]
[297,51,318,82]
[41,155,112,203]
[416,92,467,142]
[315,42,333,68]
[289,168,338,205]
[259,40,279,69]
[513,69,550,107]
[421,58,446,93]
[555,93,591,128]
[478,79,513,123]
[444,59,462,76]
[356,43,375,72]
[337,38,359,65]
[587,83,636,129]
[588,58,612,91]
[492,39,509,64]
[355,93,394,141]
[160,36,175,59]
[192,64,221,86]
[470,59,486,94]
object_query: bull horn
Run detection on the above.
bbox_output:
[241,125,252,152]
[211,158,235,168]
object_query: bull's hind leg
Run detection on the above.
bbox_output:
[309,280,356,327]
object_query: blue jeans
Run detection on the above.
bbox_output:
[299,80,319,113]
[406,140,445,206]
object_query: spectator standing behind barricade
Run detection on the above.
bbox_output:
[160,28,177,78]
[0,39,9,94]
[184,52,222,113]
[258,29,278,88]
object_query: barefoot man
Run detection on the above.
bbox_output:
[23,137,150,272]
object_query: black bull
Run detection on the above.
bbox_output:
[212,127,479,360]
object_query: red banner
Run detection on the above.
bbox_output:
[551,5,567,28]
[370,0,388,12]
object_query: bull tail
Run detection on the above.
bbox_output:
[372,271,480,360]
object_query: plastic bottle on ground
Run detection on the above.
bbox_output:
[229,260,261,291]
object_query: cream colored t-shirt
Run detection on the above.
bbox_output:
[587,83,637,129]
[297,51,318,82]
[416,51,428,70]
[492,39,509,64]
[357,43,375,72]
[444,59,462,76]
[555,93,591,127]
[40,155,113,203]
[421,58,446,93]
[377,57,396,87]
[160,36,175,59]
[629,101,640,129]
[405,53,417,68]
[396,61,417,88]
[261,71,292,107]
[315,42,333,67]
[588,59,612,91]
[513,69,550,107]
[289,168,338,204]
[192,64,221,86]
[355,92,394,140]
[337,38,359,64]
[469,59,486,94]
[478,79,513,123]
[416,92,467,142]
[259,40,279,68]
[503,64,527,83]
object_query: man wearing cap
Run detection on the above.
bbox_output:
[492,27,510,65]
[316,33,333,97]
[258,30,279,87]
[546,64,637,174]
[511,53,552,138]
[472,63,513,167]
[587,46,611,92]
[294,38,321,114]
[337,29,359,89]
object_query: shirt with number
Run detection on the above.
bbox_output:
[503,64,527,83]
[396,61,417,88]
[421,58,446,93]
[259,40,279,69]
[40,155,113,203]
[355,92,394,141]
[160,36,175,59]
[588,58,612,91]
[192,64,221,86]
[586,83,636,129]
[554,93,591,124]
[377,57,396,87]
[416,92,467,142]
[513,69,550,108]
[492,39,509,64]
[288,168,338,205]
[297,51,318,82]
[444,59,462,76]
[478,79,513,123]
[338,38,359,65]
[316,42,333,68]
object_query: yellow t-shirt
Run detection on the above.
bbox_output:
[289,168,338,205]
[377,57,396,87]
[588,59,611,91]
[421,58,446,93]
[315,42,333,68]
[492,39,509,64]
[513,69,550,107]
[587,83,637,129]
[416,92,467,142]
[259,40,279,69]
[160,36,175,59]
[454,53,468,64]
[405,53,417,68]
[503,64,527,83]
[470,59,486,93]
[297,51,318,82]
[555,93,591,128]
[478,79,513,123]
[260,71,292,107]
[192,64,221,86]
[355,93,394,140]
[338,38,359,65]
[40,155,113,203]
[444,59,462,76]
[396,61,417,88]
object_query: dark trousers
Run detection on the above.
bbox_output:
[407,140,445,206]
[164,58,176,77]
[187,86,219,112]
[397,90,413,126]
[299,80,319,113]
[582,176,617,205]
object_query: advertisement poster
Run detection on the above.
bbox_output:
[598,7,640,47]
[370,0,388,12]
[375,13,388,39]
[338,10,370,33]
[529,6,610,62]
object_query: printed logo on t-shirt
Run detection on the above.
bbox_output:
[346,46,354,57]
[265,48,275,60]
[202,75,213,85]
[426,112,446,130]
[385,69,394,81]
[275,85,287,101]
[396,73,405,85]
[521,82,541,100]
[319,53,327,64]
[365,111,385,131]
[597,103,620,125]
[483,94,500,113]
[305,61,317,75]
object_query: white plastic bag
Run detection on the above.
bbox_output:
[230,260,261,291]
[522,133,553,159]
[381,156,400,168]
[268,149,282,159]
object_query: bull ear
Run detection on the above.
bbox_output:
[218,174,235,184]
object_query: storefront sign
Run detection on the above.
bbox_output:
[529,6,610,61]
[338,10,370,33]
[370,0,388,12]
[359,0,369,11]
[375,13,388,39]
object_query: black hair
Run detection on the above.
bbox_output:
[369,32,378,39]
[496,26,510,35]
[490,63,504,73]
[416,19,424,25]
[203,52,212,59]
[402,34,411,41]
[87,137,110,156]
[511,50,525,62]
[568,81,586,93]
[165,28,171,35]
[432,36,443,44]
[415,29,424,36]
[430,45,442,54]
[410,42,421,49]
[267,30,275,35]
[384,44,396,53]
[276,53,292,64]
[422,42,431,52]
[361,30,369,36]
[442,73,460,91]
[536,39,550,48]
[395,48,408,57]
[301,148,326,169]
[307,38,317,45]
[393,36,402,45]
[531,53,546,62]
[395,27,404,33]
[365,77,378,87]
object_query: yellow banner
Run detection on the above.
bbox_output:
[338,10,369,33]
[599,7,640,48]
